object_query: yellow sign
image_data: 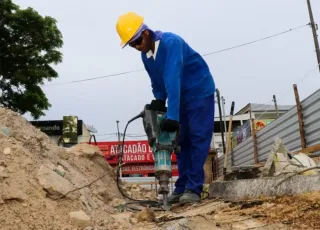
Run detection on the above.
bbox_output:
[62,116,78,144]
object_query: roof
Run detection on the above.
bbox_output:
[235,103,294,115]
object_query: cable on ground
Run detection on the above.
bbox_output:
[48,163,123,200]
[271,166,320,190]
[115,119,166,212]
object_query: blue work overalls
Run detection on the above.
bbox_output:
[141,30,215,195]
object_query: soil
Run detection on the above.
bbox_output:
[156,192,320,229]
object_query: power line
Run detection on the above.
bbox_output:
[202,23,309,56]
[82,133,117,138]
[44,69,144,86]
[254,62,320,121]
[44,23,309,87]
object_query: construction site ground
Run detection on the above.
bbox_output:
[111,191,319,230]
[0,107,319,230]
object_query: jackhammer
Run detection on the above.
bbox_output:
[126,104,180,210]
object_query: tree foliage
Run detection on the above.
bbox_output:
[0,0,63,119]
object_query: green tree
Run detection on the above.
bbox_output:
[0,0,63,119]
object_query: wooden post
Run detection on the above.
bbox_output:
[273,95,280,118]
[293,84,307,149]
[231,145,235,166]
[251,118,259,164]
[224,102,235,175]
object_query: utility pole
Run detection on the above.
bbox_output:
[216,89,226,155]
[306,0,320,72]
[221,96,228,140]
[273,95,279,118]
[116,120,121,143]
[116,120,122,177]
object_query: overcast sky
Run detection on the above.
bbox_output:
[15,0,320,141]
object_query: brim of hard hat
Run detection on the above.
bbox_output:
[120,24,145,49]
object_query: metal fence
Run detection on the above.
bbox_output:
[218,88,320,174]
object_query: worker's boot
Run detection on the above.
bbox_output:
[179,189,200,204]
[167,191,183,204]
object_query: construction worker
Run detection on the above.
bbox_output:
[116,12,215,204]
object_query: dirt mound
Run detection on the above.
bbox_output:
[0,108,133,229]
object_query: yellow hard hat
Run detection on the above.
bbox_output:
[116,12,144,47]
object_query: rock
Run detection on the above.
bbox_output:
[80,195,96,212]
[69,210,91,228]
[7,165,15,173]
[262,203,275,209]
[54,165,65,177]
[3,147,11,155]
[110,198,125,207]
[3,189,28,202]
[84,227,103,230]
[0,107,5,114]
[129,218,138,225]
[37,165,74,196]
[165,218,189,230]
[136,206,156,223]
[94,188,107,197]
[67,144,103,158]
[145,192,152,199]
[126,191,132,197]
[0,127,11,137]
[131,184,138,189]
[21,202,28,207]
[93,227,104,230]
[0,171,9,178]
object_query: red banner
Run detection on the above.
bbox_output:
[121,163,179,175]
[89,140,177,165]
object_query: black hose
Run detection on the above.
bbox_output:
[116,118,165,211]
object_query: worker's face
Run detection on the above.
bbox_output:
[129,30,152,53]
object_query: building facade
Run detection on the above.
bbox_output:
[30,116,95,147]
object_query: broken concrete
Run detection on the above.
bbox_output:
[0,127,10,137]
[3,147,11,155]
[69,210,91,228]
[262,137,318,177]
[165,218,188,230]
[225,166,262,181]
[209,174,320,201]
[66,143,103,158]
[36,164,74,196]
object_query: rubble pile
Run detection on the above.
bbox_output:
[0,108,133,229]
[121,182,157,200]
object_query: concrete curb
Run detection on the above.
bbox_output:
[209,175,320,201]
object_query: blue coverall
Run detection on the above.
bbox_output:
[141,30,215,196]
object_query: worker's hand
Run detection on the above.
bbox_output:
[160,119,179,132]
[150,99,166,112]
